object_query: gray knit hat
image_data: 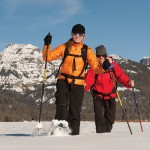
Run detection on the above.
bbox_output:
[95,45,107,56]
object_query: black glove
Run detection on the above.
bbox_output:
[44,33,52,45]
[102,59,111,70]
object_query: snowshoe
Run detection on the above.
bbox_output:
[49,120,71,136]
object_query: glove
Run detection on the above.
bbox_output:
[102,59,111,70]
[44,33,52,45]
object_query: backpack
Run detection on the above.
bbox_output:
[55,42,88,84]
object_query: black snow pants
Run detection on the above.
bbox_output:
[93,96,116,133]
[55,79,84,135]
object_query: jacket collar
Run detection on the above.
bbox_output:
[69,38,83,47]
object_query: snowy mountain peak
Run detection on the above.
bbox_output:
[140,57,150,65]
[1,43,40,63]
[109,54,122,60]
[0,43,59,98]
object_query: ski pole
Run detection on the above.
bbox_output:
[109,72,133,135]
[38,33,50,123]
[132,87,143,132]
[116,91,133,135]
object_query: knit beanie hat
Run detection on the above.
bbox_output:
[71,24,85,34]
[95,45,107,56]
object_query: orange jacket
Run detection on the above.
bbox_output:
[43,39,104,85]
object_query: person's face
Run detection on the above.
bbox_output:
[72,33,85,43]
[97,55,107,64]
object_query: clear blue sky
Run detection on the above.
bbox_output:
[0,0,150,62]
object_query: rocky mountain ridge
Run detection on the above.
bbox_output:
[0,44,150,121]
[140,57,150,65]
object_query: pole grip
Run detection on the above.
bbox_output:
[43,69,47,81]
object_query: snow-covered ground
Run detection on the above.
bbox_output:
[0,121,150,150]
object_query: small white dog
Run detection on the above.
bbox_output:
[49,119,71,136]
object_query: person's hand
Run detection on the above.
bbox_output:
[129,80,134,87]
[102,59,111,70]
[44,33,52,45]
[107,56,113,63]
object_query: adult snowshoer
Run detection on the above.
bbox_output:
[42,24,104,135]
[84,45,134,133]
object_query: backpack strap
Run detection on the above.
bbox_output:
[109,68,117,92]
[55,42,69,78]
[78,44,88,76]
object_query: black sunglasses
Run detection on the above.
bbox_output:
[97,55,107,58]
[72,33,85,37]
